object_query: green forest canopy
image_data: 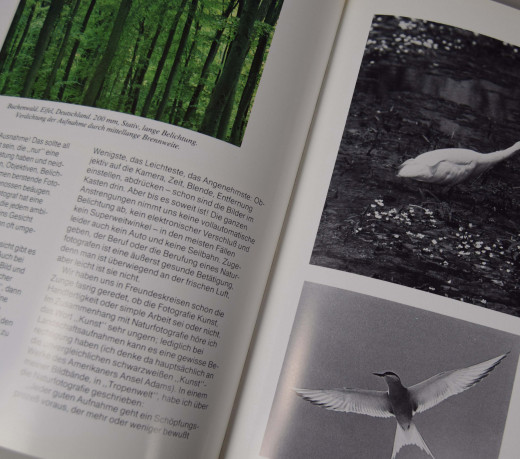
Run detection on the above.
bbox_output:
[0,0,284,146]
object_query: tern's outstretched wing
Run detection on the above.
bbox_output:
[409,353,508,414]
[294,387,393,418]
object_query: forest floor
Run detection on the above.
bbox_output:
[311,81,520,316]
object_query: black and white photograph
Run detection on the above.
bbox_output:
[311,15,520,316]
[261,282,519,459]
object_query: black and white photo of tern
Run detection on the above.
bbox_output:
[295,352,508,458]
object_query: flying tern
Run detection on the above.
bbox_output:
[295,352,508,458]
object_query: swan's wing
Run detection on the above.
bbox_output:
[294,387,393,418]
[397,148,478,184]
[431,160,475,185]
[409,353,508,414]
[398,159,473,184]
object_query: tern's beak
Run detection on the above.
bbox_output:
[373,372,385,377]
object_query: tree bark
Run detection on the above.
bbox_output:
[172,18,201,124]
[43,0,82,99]
[140,0,188,118]
[57,0,97,100]
[129,5,166,114]
[199,0,259,138]
[1,3,35,94]
[22,0,67,97]
[182,0,238,126]
[117,20,144,111]
[229,0,282,144]
[83,0,133,107]
[154,0,198,121]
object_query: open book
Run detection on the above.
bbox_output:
[1,0,520,458]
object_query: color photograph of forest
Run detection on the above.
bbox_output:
[0,0,284,145]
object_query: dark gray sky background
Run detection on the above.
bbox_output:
[261,282,519,459]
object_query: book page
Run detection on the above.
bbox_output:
[223,0,520,458]
[0,1,344,458]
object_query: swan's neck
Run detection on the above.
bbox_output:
[487,141,520,162]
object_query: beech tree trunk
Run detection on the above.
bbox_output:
[155,0,198,121]
[83,0,133,107]
[58,0,97,100]
[139,0,188,118]
[199,0,259,138]
[22,0,66,97]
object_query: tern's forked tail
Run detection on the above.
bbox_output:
[391,422,434,459]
